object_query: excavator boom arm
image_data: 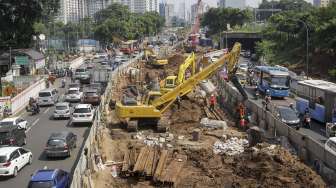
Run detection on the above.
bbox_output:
[152,42,242,109]
[176,52,196,85]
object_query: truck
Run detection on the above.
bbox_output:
[90,68,110,86]
[115,42,246,131]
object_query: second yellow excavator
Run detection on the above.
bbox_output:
[160,52,196,94]
[144,47,168,67]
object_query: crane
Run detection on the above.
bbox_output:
[115,42,245,131]
[160,52,196,94]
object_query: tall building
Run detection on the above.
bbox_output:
[159,3,165,17]
[178,2,186,20]
[57,0,81,24]
[218,0,246,9]
[164,3,174,26]
[191,2,210,24]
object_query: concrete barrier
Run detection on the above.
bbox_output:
[11,79,46,115]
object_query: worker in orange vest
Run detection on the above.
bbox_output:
[210,94,216,111]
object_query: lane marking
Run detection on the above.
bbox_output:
[26,118,40,132]
[43,107,50,114]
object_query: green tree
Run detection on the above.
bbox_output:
[201,7,252,35]
[0,0,60,49]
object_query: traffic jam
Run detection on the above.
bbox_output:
[0,48,135,187]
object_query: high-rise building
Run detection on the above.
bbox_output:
[159,3,165,17]
[57,0,81,24]
[191,2,210,24]
[178,2,186,20]
[218,0,246,9]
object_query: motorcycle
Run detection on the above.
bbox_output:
[26,103,40,115]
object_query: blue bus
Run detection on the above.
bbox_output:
[295,79,336,123]
[254,66,290,98]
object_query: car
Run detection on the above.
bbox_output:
[277,106,300,126]
[0,117,28,130]
[238,63,248,72]
[325,137,336,156]
[44,131,77,158]
[53,102,71,119]
[74,68,90,83]
[210,55,220,63]
[68,81,81,91]
[82,89,101,105]
[88,82,103,94]
[0,147,32,177]
[0,125,26,146]
[65,88,83,102]
[71,104,95,125]
[38,88,59,106]
[28,169,70,188]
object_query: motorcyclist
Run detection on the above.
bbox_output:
[29,97,40,114]
[303,108,311,128]
[61,78,66,88]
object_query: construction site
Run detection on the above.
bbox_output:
[89,40,327,188]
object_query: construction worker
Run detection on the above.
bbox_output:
[210,94,216,111]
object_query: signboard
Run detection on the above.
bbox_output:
[15,56,29,65]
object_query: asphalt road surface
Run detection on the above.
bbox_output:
[0,77,90,187]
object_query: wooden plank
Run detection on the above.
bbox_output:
[153,150,168,181]
[133,147,148,172]
[122,150,130,172]
[144,147,155,176]
[160,154,187,185]
[129,147,137,169]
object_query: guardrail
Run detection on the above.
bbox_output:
[217,74,336,185]
[70,53,143,188]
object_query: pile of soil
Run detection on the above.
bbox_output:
[170,99,204,124]
[178,144,326,188]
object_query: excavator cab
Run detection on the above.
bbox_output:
[142,91,162,105]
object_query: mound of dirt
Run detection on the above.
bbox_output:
[178,144,326,188]
[170,99,204,124]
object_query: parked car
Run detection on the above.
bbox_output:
[238,63,248,72]
[0,117,28,130]
[0,147,32,177]
[68,82,81,90]
[0,125,26,146]
[65,88,83,102]
[37,88,59,106]
[83,89,101,105]
[71,104,95,125]
[28,169,70,188]
[325,137,336,156]
[276,106,300,126]
[53,102,71,119]
[44,131,77,158]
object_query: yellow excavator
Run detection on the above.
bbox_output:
[144,47,168,67]
[115,42,246,131]
[160,52,196,94]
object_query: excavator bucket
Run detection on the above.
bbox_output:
[230,75,248,100]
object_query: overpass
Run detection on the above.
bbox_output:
[221,32,262,53]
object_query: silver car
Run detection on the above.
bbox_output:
[53,102,71,119]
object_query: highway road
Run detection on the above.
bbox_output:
[0,73,90,187]
[239,57,328,143]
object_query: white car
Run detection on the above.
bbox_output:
[65,88,83,102]
[71,104,95,125]
[0,117,28,130]
[53,102,71,119]
[325,137,336,156]
[238,63,248,72]
[0,147,32,177]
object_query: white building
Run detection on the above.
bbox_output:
[57,0,81,24]
[160,3,174,26]
[117,0,159,13]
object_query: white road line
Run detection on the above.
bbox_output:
[43,107,50,114]
[26,118,40,132]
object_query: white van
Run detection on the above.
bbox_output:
[37,88,59,106]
